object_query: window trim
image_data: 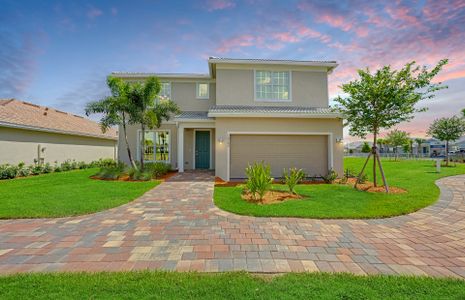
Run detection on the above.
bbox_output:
[137,129,171,163]
[253,69,292,102]
[196,82,210,100]
[159,82,172,100]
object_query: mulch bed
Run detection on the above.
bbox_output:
[341,178,407,194]
[90,171,178,182]
[241,190,304,204]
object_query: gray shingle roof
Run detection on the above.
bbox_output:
[174,111,211,120]
[208,57,337,64]
[208,105,338,115]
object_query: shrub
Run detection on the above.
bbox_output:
[282,168,306,194]
[42,163,53,173]
[17,166,31,177]
[97,158,118,168]
[31,164,44,175]
[70,160,79,170]
[356,173,368,184]
[322,169,338,184]
[78,161,87,169]
[244,162,273,201]
[145,162,171,178]
[344,168,356,178]
[60,160,73,171]
[128,167,152,181]
[94,162,126,180]
[0,164,18,179]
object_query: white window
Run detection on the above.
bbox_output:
[196,82,209,99]
[255,70,291,101]
[158,82,171,100]
[138,130,170,163]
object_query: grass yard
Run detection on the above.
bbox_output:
[1,271,464,299]
[214,157,465,219]
[0,168,159,218]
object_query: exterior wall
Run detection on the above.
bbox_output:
[118,123,178,170]
[170,81,216,111]
[0,127,117,165]
[214,118,343,180]
[215,64,329,107]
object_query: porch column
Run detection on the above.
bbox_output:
[178,125,184,172]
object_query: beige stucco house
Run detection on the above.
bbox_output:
[0,99,117,165]
[115,57,343,181]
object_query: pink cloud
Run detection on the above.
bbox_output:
[87,7,103,19]
[206,0,236,11]
[272,32,300,43]
[216,34,254,53]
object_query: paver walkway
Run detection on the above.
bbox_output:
[1,172,465,277]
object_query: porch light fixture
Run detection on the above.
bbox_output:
[336,137,343,143]
[218,137,224,144]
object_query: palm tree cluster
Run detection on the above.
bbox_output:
[85,76,180,171]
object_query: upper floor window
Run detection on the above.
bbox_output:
[255,70,290,101]
[158,82,171,100]
[196,83,209,99]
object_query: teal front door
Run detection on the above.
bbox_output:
[195,131,210,169]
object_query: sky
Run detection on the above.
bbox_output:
[1,0,465,141]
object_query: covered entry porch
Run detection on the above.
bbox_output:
[176,118,216,172]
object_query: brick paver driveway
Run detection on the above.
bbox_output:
[1,171,465,277]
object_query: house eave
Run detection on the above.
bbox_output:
[207,112,342,119]
[0,121,118,141]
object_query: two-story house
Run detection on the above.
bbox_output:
[114,57,343,181]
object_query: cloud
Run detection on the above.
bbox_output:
[110,7,118,16]
[0,30,41,98]
[87,6,103,19]
[205,0,236,11]
[216,34,255,53]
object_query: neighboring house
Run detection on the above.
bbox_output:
[0,99,117,165]
[114,57,343,180]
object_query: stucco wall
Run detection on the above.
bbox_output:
[214,118,343,180]
[118,123,178,169]
[215,64,329,107]
[170,82,216,111]
[0,127,117,165]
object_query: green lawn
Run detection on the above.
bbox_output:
[0,168,159,218]
[1,271,464,299]
[214,158,465,219]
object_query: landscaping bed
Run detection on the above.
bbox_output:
[214,158,465,219]
[0,168,159,218]
[1,271,464,299]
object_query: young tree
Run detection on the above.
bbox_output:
[85,76,138,169]
[385,129,410,161]
[129,77,180,170]
[414,138,426,156]
[427,116,465,166]
[361,142,371,153]
[334,59,448,192]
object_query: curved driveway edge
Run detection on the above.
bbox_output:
[0,172,465,278]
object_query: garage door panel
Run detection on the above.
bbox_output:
[230,135,328,178]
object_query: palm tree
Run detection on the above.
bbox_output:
[414,138,426,156]
[129,77,180,170]
[85,76,138,169]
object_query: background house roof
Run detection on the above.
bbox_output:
[0,99,117,140]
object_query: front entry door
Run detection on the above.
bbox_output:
[195,131,210,169]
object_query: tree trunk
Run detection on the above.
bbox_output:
[446,140,449,167]
[375,147,389,193]
[140,123,145,170]
[122,113,137,170]
[372,133,377,187]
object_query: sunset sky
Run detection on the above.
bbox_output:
[2,0,465,141]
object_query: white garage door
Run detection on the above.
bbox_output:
[230,134,328,179]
